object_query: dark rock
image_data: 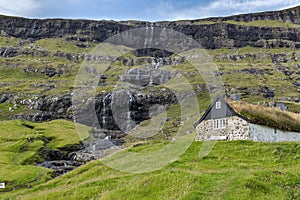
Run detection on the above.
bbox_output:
[260,86,275,98]
[32,112,52,122]
[0,47,19,57]
[133,48,174,57]
[10,112,52,122]
[121,68,174,86]
[111,139,124,146]
[75,89,177,133]
[43,67,57,77]
[0,6,300,49]
[38,160,84,177]
[84,139,114,151]
[25,94,73,119]
[0,94,9,103]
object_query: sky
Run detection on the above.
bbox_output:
[0,0,299,21]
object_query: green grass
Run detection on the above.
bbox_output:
[0,120,91,191]
[0,36,20,46]
[1,141,299,199]
[174,19,300,28]
[193,20,216,25]
[175,20,216,25]
[0,36,299,107]
[225,20,300,28]
[34,38,97,54]
[210,46,296,55]
[0,102,36,120]
[284,101,300,113]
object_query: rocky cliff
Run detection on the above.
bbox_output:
[1,6,300,49]
[194,5,300,24]
[1,6,300,136]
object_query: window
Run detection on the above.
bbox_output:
[216,101,221,109]
[213,118,226,129]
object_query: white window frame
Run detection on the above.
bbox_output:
[213,118,226,129]
[216,101,221,109]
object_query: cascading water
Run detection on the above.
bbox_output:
[125,91,134,131]
[102,93,111,130]
[31,20,37,35]
[149,70,153,85]
[144,25,154,48]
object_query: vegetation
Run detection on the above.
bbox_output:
[175,19,300,28]
[34,38,97,54]
[0,36,299,109]
[0,36,19,46]
[0,120,90,191]
[230,100,300,132]
[1,140,299,199]
[0,23,300,199]
[225,20,300,28]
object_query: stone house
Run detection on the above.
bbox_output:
[194,95,250,141]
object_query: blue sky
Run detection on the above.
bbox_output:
[0,0,299,21]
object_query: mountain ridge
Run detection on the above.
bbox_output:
[0,6,300,49]
[1,5,300,24]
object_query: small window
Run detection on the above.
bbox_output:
[213,120,217,129]
[213,118,226,129]
[216,101,221,109]
[222,118,226,128]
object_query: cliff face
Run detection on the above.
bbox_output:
[0,6,300,49]
[160,23,300,49]
[194,5,300,24]
[0,17,131,41]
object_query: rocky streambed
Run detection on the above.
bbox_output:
[37,135,125,177]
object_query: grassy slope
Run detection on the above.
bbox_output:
[0,22,300,199]
[211,46,300,105]
[1,140,299,199]
[0,36,299,110]
[0,120,90,192]
[224,20,300,28]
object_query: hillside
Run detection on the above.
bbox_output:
[1,6,300,49]
[0,120,90,192]
[0,5,300,199]
[1,140,300,199]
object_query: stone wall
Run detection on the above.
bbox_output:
[249,123,300,142]
[195,116,250,141]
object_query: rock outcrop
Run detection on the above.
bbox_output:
[0,6,300,49]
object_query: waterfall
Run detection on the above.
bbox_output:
[144,25,154,49]
[126,91,133,103]
[31,21,37,35]
[102,116,106,130]
[126,91,134,131]
[149,70,153,85]
[102,93,111,130]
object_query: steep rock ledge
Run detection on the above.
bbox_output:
[1,6,300,49]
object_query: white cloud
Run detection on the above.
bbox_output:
[0,0,41,16]
[155,0,300,20]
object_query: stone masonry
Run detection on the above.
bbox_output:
[195,116,250,141]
